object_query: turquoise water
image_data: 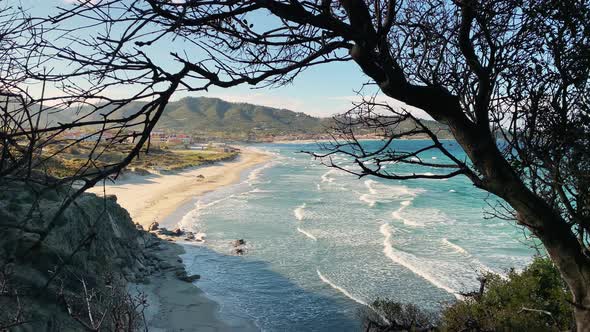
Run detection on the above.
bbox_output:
[177,141,535,331]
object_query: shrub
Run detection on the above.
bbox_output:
[362,257,574,331]
[441,257,574,331]
[361,299,438,331]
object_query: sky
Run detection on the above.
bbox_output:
[20,0,428,118]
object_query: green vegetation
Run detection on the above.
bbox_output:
[132,149,237,171]
[363,257,574,331]
[48,97,452,140]
[442,257,573,331]
[42,143,237,178]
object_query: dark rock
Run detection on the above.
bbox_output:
[178,274,201,283]
[148,221,159,231]
[135,223,144,231]
[233,248,245,255]
[145,240,160,249]
[172,227,184,236]
[158,228,174,236]
[196,174,205,179]
[232,239,246,247]
[159,261,173,270]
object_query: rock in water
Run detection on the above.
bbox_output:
[232,239,246,247]
[148,221,159,231]
[158,228,174,236]
[182,274,201,282]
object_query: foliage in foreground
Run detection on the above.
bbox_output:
[363,257,574,331]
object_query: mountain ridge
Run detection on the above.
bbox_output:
[48,96,451,140]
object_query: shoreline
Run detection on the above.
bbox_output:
[90,148,271,229]
[269,137,454,144]
[91,148,270,331]
[129,241,259,332]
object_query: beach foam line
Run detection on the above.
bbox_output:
[441,238,468,255]
[249,188,272,193]
[317,270,368,306]
[438,240,499,277]
[178,194,236,229]
[358,179,382,207]
[196,195,234,210]
[297,227,317,241]
[178,206,201,230]
[391,200,424,227]
[245,160,275,185]
[379,223,461,299]
[294,203,306,221]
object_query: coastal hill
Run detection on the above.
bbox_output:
[155,97,327,136]
[50,96,451,140]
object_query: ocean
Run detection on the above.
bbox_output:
[173,141,535,331]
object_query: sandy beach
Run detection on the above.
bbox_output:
[91,148,270,331]
[90,148,271,228]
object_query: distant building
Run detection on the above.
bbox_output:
[150,130,167,143]
[176,134,192,144]
[62,130,83,140]
[189,144,208,150]
[166,138,184,146]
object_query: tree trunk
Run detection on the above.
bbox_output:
[517,209,590,332]
[453,126,590,331]
[574,295,590,332]
[362,56,590,330]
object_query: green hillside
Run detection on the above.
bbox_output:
[46,96,451,140]
[155,97,327,135]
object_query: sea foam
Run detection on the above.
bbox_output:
[359,194,377,207]
[294,203,306,221]
[317,270,368,306]
[297,227,317,241]
[320,170,337,183]
[391,200,423,227]
[246,161,274,185]
[379,223,460,298]
[441,238,468,255]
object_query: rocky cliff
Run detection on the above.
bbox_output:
[0,180,160,331]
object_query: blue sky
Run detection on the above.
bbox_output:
[22,0,426,118]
